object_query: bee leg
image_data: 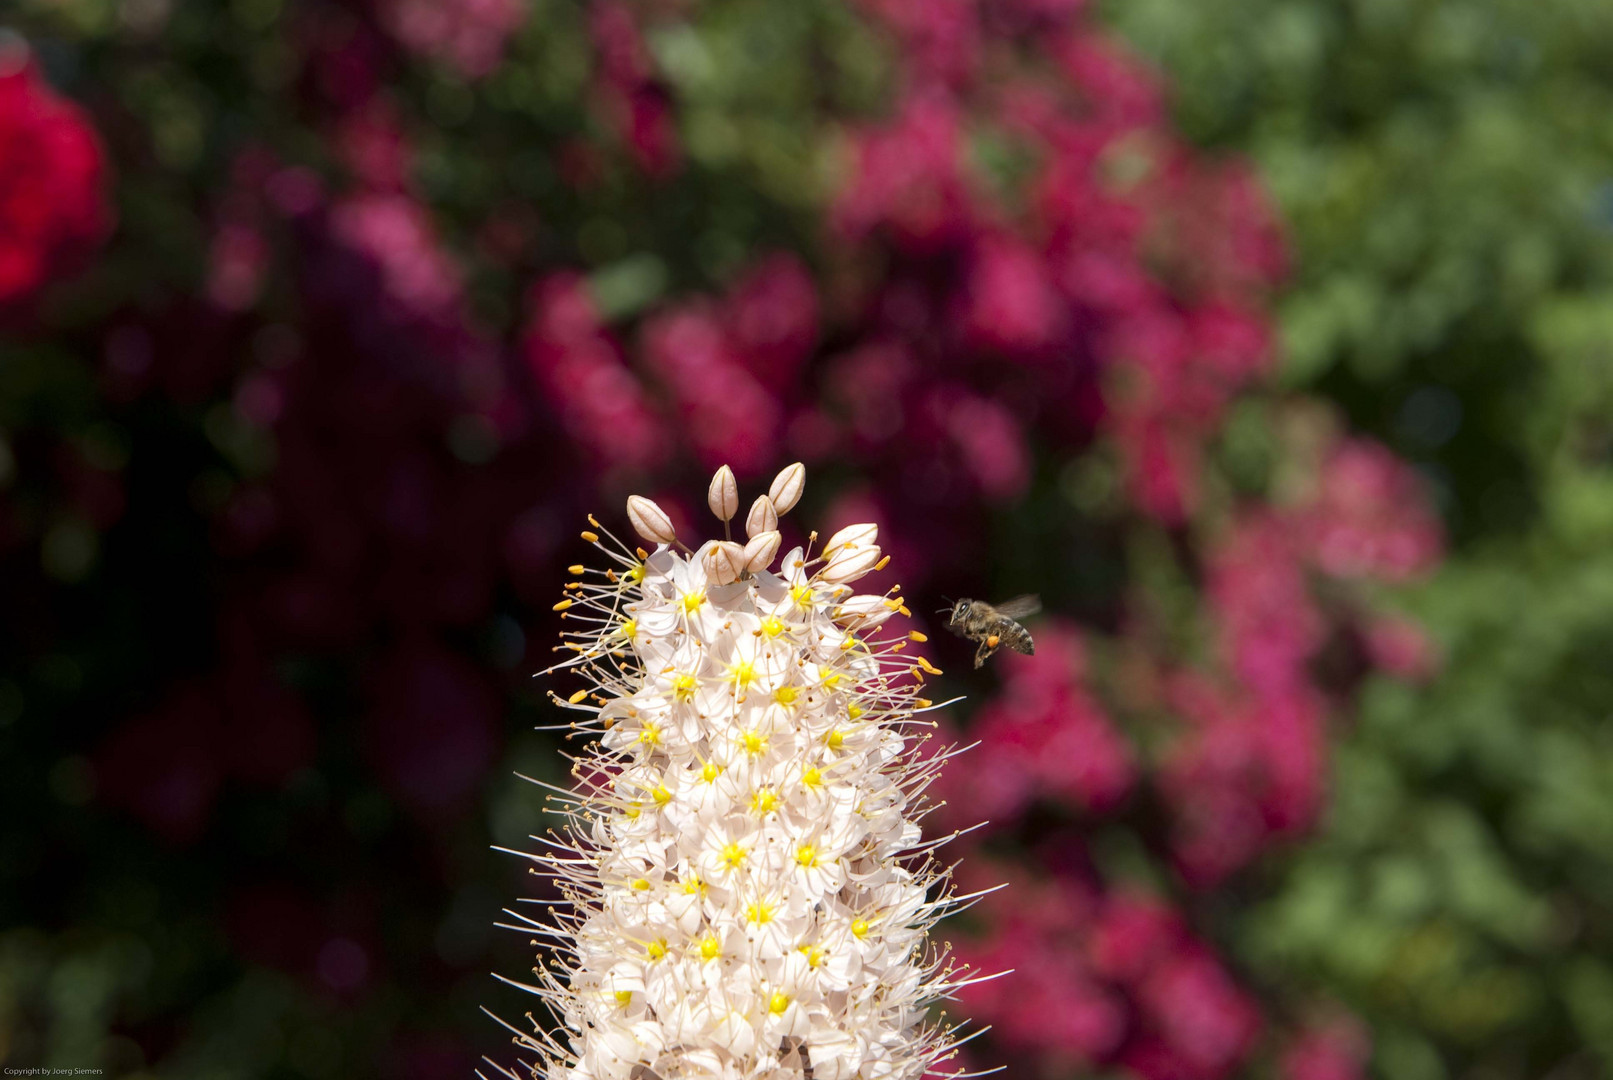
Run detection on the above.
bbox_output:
[974,640,993,668]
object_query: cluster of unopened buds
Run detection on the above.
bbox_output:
[490,464,998,1080]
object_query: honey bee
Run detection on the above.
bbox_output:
[943,595,1041,668]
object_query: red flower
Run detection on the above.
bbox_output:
[0,59,110,305]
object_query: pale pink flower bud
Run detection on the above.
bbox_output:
[702,540,746,585]
[818,544,882,585]
[626,495,677,546]
[768,461,806,515]
[823,522,878,557]
[741,530,782,574]
[834,593,895,629]
[745,494,778,539]
[707,464,739,523]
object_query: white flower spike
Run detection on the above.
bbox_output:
[494,468,998,1080]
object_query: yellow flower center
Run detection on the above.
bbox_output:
[627,564,645,583]
[682,875,705,895]
[681,590,705,613]
[851,918,870,939]
[745,902,774,925]
[637,721,661,746]
[750,788,778,815]
[773,685,798,706]
[700,935,721,961]
[799,944,825,969]
[631,878,650,891]
[647,938,667,960]
[730,660,758,688]
[795,844,818,867]
[741,730,767,756]
[790,584,815,608]
[826,730,844,750]
[616,618,637,639]
[847,704,863,720]
[652,785,672,806]
[615,990,633,1006]
[822,672,843,689]
[623,803,641,820]
[769,991,790,1015]
[802,767,822,789]
[720,842,747,869]
[672,673,699,703]
[760,616,785,637]
[700,761,722,783]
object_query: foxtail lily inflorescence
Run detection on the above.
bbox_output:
[487,464,999,1080]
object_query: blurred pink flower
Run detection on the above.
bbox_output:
[381,0,528,79]
[0,59,110,305]
[1306,439,1443,581]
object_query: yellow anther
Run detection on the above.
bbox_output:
[617,619,637,638]
[567,689,589,704]
[729,660,758,687]
[700,935,721,961]
[701,761,723,783]
[790,584,816,608]
[672,673,699,703]
[916,656,942,675]
[750,788,779,815]
[839,636,859,652]
[720,842,747,869]
[769,992,790,1015]
[553,599,573,612]
[588,515,602,527]
[917,698,932,708]
[795,844,818,867]
[773,685,799,706]
[568,564,585,574]
[908,631,928,643]
[883,598,903,610]
[637,721,661,747]
[898,604,911,616]
[802,767,823,789]
[623,804,641,820]
[847,704,863,720]
[647,938,668,960]
[615,990,633,1006]
[652,785,672,806]
[681,590,706,613]
[741,730,767,756]
[826,730,844,750]
[874,555,890,571]
[851,918,870,939]
[745,902,774,925]
[631,877,651,891]
[581,531,599,543]
[760,615,786,637]
[799,944,825,968]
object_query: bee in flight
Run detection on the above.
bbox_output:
[942,595,1041,668]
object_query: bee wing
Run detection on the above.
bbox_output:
[992,594,1042,620]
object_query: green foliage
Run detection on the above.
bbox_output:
[1102,2,1613,1076]
[1106,0,1613,543]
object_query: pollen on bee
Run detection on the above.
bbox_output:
[986,634,1000,648]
